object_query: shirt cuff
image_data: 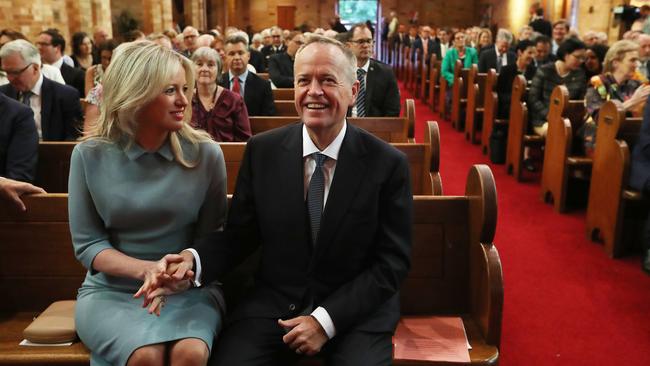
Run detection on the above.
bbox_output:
[311,306,336,339]
[183,248,202,287]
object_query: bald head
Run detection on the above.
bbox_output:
[638,34,650,59]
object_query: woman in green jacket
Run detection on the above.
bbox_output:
[441,31,479,86]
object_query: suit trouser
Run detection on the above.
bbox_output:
[209,317,392,366]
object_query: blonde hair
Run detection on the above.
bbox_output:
[603,40,639,73]
[86,40,212,167]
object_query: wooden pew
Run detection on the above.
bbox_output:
[272,88,294,101]
[451,62,469,131]
[505,75,542,181]
[400,45,410,81]
[0,164,502,366]
[410,48,423,98]
[481,69,500,155]
[423,56,440,107]
[250,103,415,143]
[540,86,588,212]
[273,100,298,116]
[585,102,648,258]
[465,65,488,144]
[438,70,449,119]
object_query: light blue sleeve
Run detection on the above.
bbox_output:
[68,144,114,273]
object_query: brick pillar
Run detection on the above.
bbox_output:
[91,0,114,38]
[184,0,206,29]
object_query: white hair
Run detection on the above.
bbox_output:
[252,33,263,43]
[297,34,357,85]
[232,30,250,45]
[191,46,222,74]
[496,28,513,44]
[0,39,41,65]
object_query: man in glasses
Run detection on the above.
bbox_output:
[269,31,304,88]
[346,23,400,117]
[36,29,85,97]
[0,39,82,141]
[261,26,286,69]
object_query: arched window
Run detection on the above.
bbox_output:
[338,0,378,28]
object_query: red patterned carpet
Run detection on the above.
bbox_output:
[399,82,650,366]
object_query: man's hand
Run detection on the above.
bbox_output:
[278,316,329,356]
[0,178,45,211]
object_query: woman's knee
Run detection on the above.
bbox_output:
[170,338,209,366]
[127,345,165,366]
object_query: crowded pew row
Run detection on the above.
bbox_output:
[35,119,441,197]
[380,40,648,259]
[0,165,503,366]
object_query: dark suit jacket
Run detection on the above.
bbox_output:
[0,77,82,141]
[268,52,294,88]
[0,93,38,182]
[249,49,266,73]
[195,123,412,334]
[411,37,441,62]
[362,59,401,117]
[219,72,276,116]
[530,18,552,37]
[261,44,286,68]
[478,47,517,73]
[631,95,650,192]
[60,62,86,97]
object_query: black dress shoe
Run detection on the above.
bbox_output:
[523,158,536,172]
[643,249,650,275]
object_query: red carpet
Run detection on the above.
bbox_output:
[400,83,650,365]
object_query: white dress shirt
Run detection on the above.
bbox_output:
[351,60,370,117]
[23,73,44,138]
[189,122,348,340]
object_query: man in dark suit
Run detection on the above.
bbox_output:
[219,34,275,116]
[0,93,38,183]
[529,7,552,37]
[36,29,85,97]
[479,28,516,73]
[347,23,400,117]
[406,25,419,48]
[144,35,412,365]
[0,39,82,141]
[631,95,650,274]
[261,27,287,69]
[411,25,441,62]
[268,31,304,88]
[390,24,409,48]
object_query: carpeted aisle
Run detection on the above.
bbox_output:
[399,82,650,366]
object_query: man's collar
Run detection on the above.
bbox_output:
[302,121,347,160]
[229,69,248,82]
[359,59,370,72]
[30,73,44,96]
[51,57,63,69]
[495,44,502,57]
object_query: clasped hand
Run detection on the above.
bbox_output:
[133,253,194,315]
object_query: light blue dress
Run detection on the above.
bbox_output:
[68,138,227,366]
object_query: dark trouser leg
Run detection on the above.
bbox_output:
[209,318,300,366]
[643,204,650,274]
[321,330,393,366]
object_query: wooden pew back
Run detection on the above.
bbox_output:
[272,88,294,101]
[540,85,588,212]
[451,62,469,130]
[586,101,646,257]
[35,142,74,193]
[273,100,298,116]
[505,75,540,181]
[465,65,488,144]
[426,57,441,109]
[481,69,498,154]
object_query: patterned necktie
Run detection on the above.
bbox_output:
[356,68,367,117]
[232,76,241,95]
[497,54,504,72]
[21,91,32,106]
[307,153,327,246]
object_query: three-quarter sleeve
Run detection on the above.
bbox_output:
[68,145,114,272]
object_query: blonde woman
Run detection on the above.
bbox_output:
[68,41,226,366]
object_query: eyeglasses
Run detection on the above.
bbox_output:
[351,38,373,45]
[35,41,52,47]
[4,63,33,76]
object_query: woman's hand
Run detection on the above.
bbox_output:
[133,254,189,303]
[624,84,650,110]
[144,279,192,316]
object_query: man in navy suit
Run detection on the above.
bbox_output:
[411,25,441,63]
[0,39,82,141]
[479,28,516,73]
[219,34,276,116]
[144,35,412,365]
[347,23,400,117]
[631,95,650,274]
[0,93,38,183]
[268,31,304,88]
[261,27,287,69]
